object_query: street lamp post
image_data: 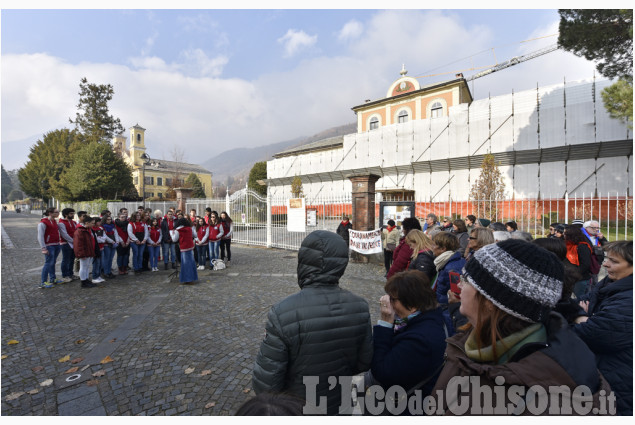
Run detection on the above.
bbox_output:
[140,153,151,208]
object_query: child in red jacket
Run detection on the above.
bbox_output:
[73,215,97,288]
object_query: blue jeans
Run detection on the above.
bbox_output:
[162,242,176,264]
[41,244,61,283]
[208,241,220,261]
[197,245,208,267]
[180,250,198,283]
[148,245,160,268]
[92,254,102,279]
[102,245,115,275]
[131,243,146,271]
[61,244,75,278]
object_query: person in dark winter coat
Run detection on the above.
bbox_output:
[452,219,469,254]
[433,239,613,415]
[252,230,372,415]
[430,232,466,307]
[73,215,97,288]
[336,215,353,246]
[387,217,422,279]
[574,241,633,416]
[564,225,594,298]
[533,237,582,323]
[370,271,448,413]
[405,229,436,282]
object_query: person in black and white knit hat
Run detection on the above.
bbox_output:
[431,238,613,415]
[462,238,564,323]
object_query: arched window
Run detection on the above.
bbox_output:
[137,134,141,142]
[398,110,409,123]
[369,117,379,130]
[431,101,443,118]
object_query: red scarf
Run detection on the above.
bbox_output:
[341,220,350,226]
[387,225,395,232]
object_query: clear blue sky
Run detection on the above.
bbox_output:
[1,8,598,170]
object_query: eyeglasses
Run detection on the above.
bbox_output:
[587,227,600,230]
[468,236,478,240]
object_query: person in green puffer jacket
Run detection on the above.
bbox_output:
[252,230,372,415]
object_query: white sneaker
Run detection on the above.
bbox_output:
[92,277,105,283]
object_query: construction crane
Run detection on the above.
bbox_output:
[466,43,559,81]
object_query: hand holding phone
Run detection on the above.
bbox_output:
[449,271,461,299]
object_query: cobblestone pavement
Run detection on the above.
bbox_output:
[1,212,387,415]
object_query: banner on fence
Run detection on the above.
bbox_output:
[349,229,383,254]
[287,198,306,232]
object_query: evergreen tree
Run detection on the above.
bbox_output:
[69,77,125,144]
[7,189,24,202]
[291,176,304,198]
[185,173,206,198]
[559,9,633,127]
[56,142,136,201]
[1,165,13,203]
[18,129,84,201]
[601,77,633,127]
[470,154,506,220]
[248,161,267,196]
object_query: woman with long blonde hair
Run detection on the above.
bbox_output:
[405,229,436,282]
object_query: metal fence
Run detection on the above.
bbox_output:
[397,191,632,241]
[106,190,632,252]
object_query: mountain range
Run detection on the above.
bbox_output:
[202,122,356,186]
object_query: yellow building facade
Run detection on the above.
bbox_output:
[113,124,213,199]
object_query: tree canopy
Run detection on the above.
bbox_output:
[18,129,84,201]
[291,176,304,198]
[1,165,13,203]
[558,9,632,80]
[69,77,125,144]
[55,142,136,201]
[248,161,267,196]
[559,9,633,127]
[185,173,206,198]
[470,154,506,220]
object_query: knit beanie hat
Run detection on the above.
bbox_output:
[571,219,584,226]
[463,239,564,323]
[477,218,491,227]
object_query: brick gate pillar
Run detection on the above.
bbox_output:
[174,188,193,215]
[347,173,381,263]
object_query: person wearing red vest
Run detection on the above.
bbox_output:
[161,209,178,270]
[219,211,233,267]
[58,208,78,282]
[91,216,114,284]
[114,212,131,275]
[73,215,97,288]
[194,217,209,270]
[171,217,198,284]
[37,207,62,288]
[147,217,162,272]
[127,212,148,274]
[208,212,224,267]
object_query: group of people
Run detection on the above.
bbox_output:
[37,205,234,288]
[251,216,632,416]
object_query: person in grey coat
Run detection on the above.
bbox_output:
[252,230,373,415]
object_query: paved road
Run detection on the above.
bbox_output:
[1,212,386,415]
